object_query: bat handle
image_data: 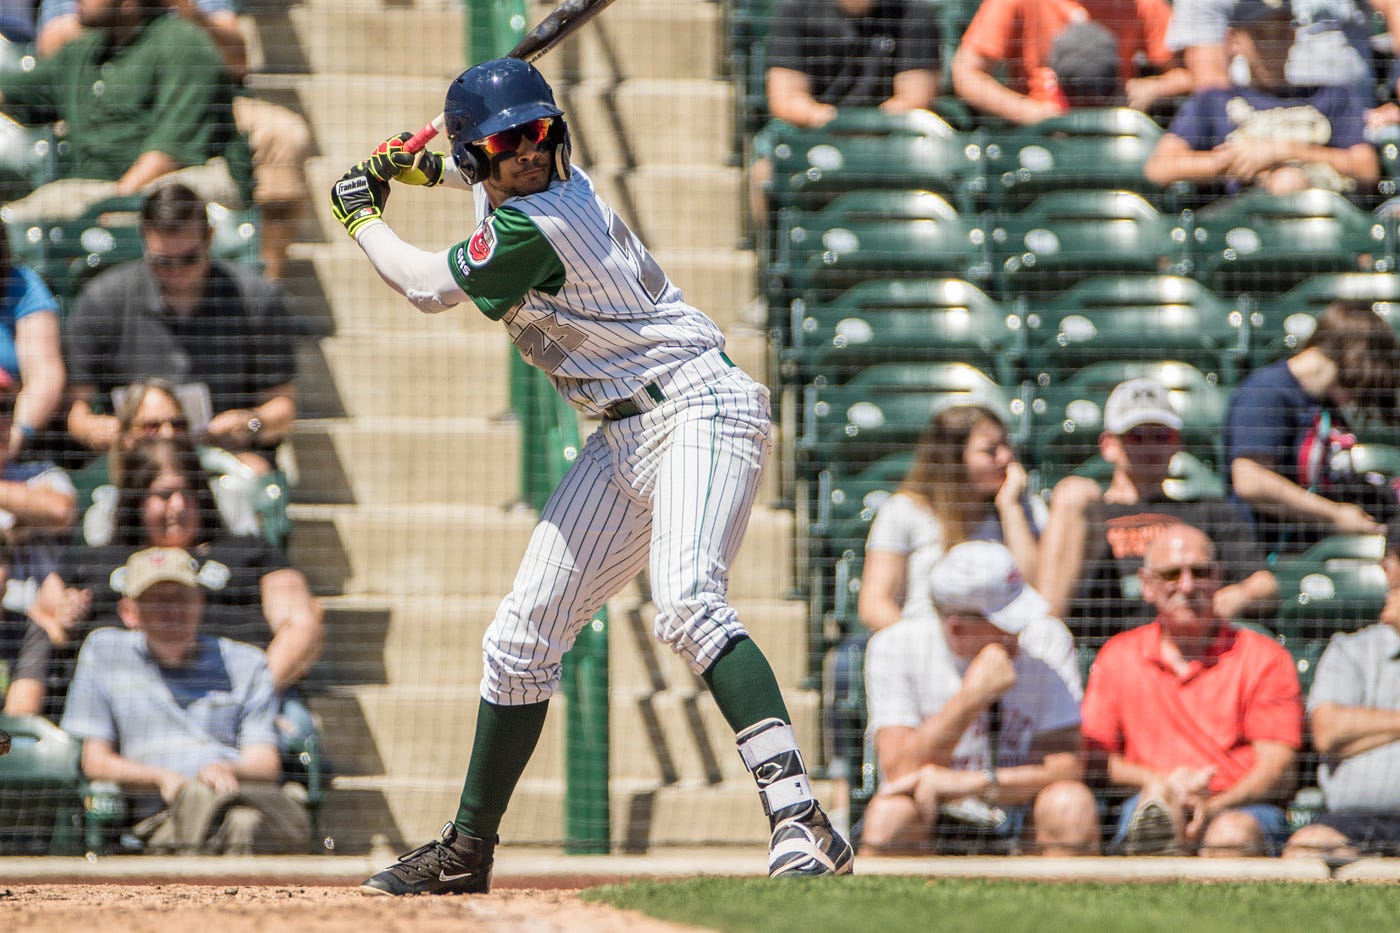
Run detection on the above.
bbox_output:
[402,113,446,154]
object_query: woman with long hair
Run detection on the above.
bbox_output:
[857,404,1043,633]
[5,435,321,719]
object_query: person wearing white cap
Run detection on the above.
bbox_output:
[59,546,309,854]
[860,540,1099,856]
[1037,378,1276,645]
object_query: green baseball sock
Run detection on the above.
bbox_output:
[702,636,791,733]
[453,697,550,840]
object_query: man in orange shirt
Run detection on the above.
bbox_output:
[1081,523,1302,856]
[951,0,1192,124]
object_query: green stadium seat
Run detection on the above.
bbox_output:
[989,190,1188,298]
[0,113,55,204]
[1028,359,1229,483]
[800,362,1023,476]
[980,107,1166,211]
[1272,533,1388,641]
[786,277,1020,387]
[1189,189,1391,297]
[1246,272,1400,366]
[767,111,982,215]
[1023,275,1247,387]
[0,714,87,855]
[782,211,992,314]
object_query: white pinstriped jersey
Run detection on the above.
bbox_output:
[446,167,725,416]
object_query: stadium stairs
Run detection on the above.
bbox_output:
[242,0,820,853]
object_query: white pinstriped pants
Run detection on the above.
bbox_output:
[479,366,772,705]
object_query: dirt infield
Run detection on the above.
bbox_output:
[0,884,707,932]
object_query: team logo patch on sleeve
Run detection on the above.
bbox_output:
[467,215,499,266]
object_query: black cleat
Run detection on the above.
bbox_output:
[768,801,855,877]
[360,823,495,896]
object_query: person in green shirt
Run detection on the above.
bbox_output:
[0,0,244,224]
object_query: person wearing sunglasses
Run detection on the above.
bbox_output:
[67,378,267,548]
[1082,523,1302,857]
[63,183,297,475]
[330,58,852,895]
[1038,378,1277,645]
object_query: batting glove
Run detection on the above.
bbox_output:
[330,163,390,238]
[368,131,447,187]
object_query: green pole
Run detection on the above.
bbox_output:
[467,0,610,854]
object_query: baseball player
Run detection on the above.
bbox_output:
[331,58,853,895]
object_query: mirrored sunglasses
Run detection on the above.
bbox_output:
[474,117,554,157]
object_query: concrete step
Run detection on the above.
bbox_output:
[288,5,466,80]
[312,593,809,691]
[289,416,520,506]
[562,79,734,168]
[323,772,826,853]
[301,331,515,420]
[300,76,452,168]
[311,683,820,784]
[289,501,794,600]
[532,0,722,84]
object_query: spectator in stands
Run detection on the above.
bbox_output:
[1224,300,1400,557]
[1166,0,1376,104]
[1143,0,1379,195]
[748,0,941,225]
[0,366,76,619]
[6,436,321,732]
[950,0,1191,126]
[1283,524,1400,859]
[0,0,246,225]
[60,545,309,854]
[63,184,297,475]
[858,404,1044,634]
[1082,523,1302,856]
[0,1,34,42]
[69,378,266,547]
[1037,378,1277,644]
[0,217,65,459]
[860,540,1099,855]
[35,0,313,281]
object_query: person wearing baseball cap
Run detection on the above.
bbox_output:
[860,540,1098,856]
[1038,378,1276,645]
[59,546,309,855]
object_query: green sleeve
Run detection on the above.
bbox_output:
[0,47,63,126]
[447,206,566,320]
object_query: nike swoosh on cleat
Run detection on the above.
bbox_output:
[439,870,474,882]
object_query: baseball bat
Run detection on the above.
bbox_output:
[401,0,622,154]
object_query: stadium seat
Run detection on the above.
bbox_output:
[1023,275,1247,387]
[1189,189,1391,297]
[780,210,992,316]
[770,188,965,306]
[1027,359,1230,485]
[0,714,87,855]
[988,190,1188,298]
[1272,533,1388,641]
[0,113,55,204]
[799,362,1024,476]
[785,277,1020,388]
[1246,272,1400,366]
[979,107,1166,211]
[767,111,982,215]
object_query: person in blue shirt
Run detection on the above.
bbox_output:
[0,219,66,457]
[1224,300,1400,555]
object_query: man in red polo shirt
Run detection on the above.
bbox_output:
[1081,523,1301,856]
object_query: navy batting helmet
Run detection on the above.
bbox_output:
[444,58,572,186]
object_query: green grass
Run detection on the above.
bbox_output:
[584,876,1400,932]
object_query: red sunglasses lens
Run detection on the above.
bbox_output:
[476,118,552,156]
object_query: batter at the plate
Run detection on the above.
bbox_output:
[329,57,853,896]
